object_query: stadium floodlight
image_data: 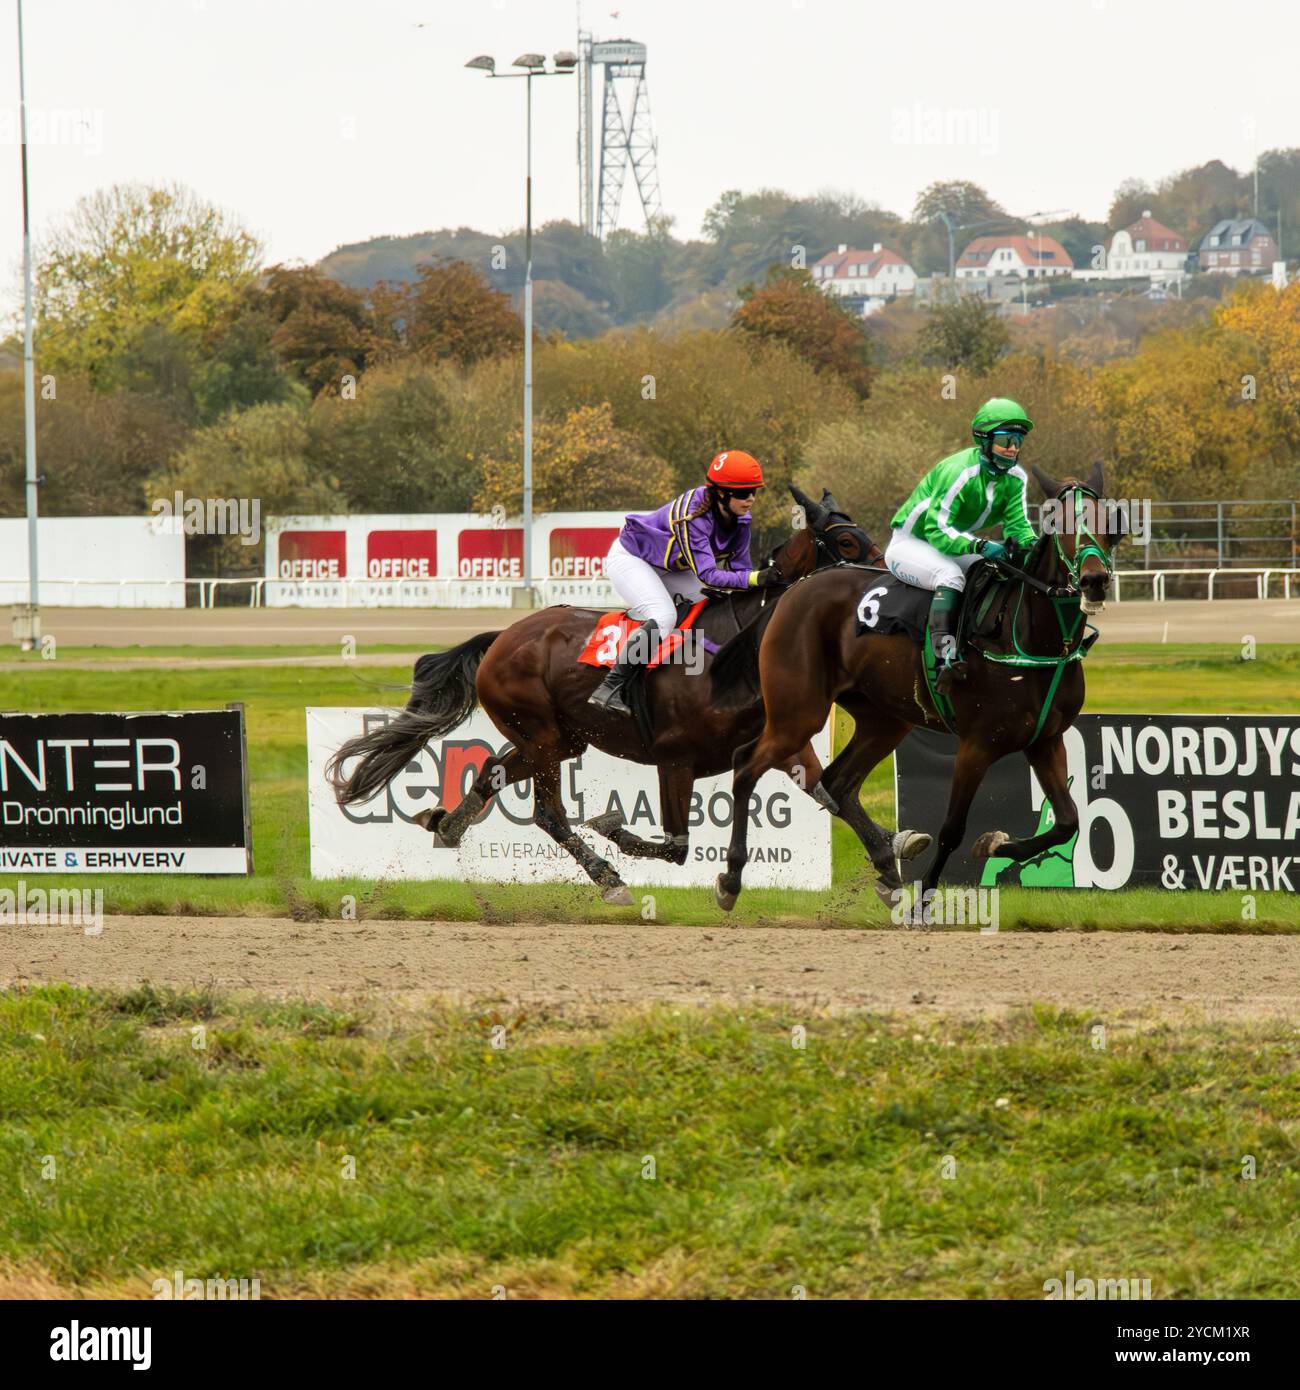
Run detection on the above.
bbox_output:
[467,48,574,607]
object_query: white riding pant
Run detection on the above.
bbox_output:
[885,530,981,593]
[604,537,704,631]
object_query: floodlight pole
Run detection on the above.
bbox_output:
[17,0,40,650]
[468,54,573,608]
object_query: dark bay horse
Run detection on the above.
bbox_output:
[709,462,1122,917]
[328,486,880,904]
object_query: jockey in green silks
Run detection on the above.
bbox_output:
[886,398,1038,693]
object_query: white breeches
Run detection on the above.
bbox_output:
[604,537,704,630]
[885,531,981,592]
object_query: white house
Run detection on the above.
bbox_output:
[1105,211,1187,279]
[955,233,1073,279]
[812,243,917,313]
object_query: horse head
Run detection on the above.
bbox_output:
[782,484,879,578]
[1030,461,1121,614]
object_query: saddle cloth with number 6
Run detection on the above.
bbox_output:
[853,571,933,644]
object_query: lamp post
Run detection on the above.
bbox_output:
[15,0,40,651]
[466,50,576,607]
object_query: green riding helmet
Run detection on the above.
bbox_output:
[972,397,1034,473]
[971,397,1034,438]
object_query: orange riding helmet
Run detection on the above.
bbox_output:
[706,450,765,491]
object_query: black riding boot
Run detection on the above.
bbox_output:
[931,585,967,694]
[587,618,663,717]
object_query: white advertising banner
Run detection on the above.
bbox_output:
[265,512,624,608]
[306,707,832,889]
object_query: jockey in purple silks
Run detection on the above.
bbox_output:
[588,449,782,716]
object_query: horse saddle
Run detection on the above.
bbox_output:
[854,562,1011,651]
[578,594,721,670]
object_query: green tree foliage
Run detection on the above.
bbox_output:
[731,266,874,397]
[0,369,191,515]
[476,402,673,513]
[146,398,340,572]
[917,295,1012,373]
[35,183,263,391]
[309,360,473,513]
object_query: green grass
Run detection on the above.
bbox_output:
[1,643,430,663]
[2,644,1298,929]
[1,985,1296,1298]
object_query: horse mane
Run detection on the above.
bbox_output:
[709,600,781,710]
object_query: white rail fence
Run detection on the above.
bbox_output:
[4,569,1300,609]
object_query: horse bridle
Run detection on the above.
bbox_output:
[769,511,869,582]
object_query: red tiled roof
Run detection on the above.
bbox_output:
[814,247,909,279]
[1110,215,1186,252]
[956,233,1072,268]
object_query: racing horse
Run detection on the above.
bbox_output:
[709,462,1123,915]
[327,486,894,904]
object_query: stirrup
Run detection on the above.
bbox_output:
[588,679,632,716]
[935,657,967,692]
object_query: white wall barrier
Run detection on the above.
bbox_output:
[307,707,833,889]
[0,517,185,608]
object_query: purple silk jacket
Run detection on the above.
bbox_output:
[618,487,754,590]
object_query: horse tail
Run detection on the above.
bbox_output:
[327,631,500,806]
[709,602,780,710]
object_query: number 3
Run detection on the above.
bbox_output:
[596,624,624,663]
[856,586,888,628]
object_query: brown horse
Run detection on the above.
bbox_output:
[327,486,881,904]
[709,463,1123,917]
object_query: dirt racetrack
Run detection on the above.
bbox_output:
[5,917,1298,1022]
[4,596,1299,656]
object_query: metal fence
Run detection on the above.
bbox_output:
[1028,498,1298,571]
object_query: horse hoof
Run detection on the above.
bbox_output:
[874,879,905,910]
[413,807,447,833]
[601,884,634,907]
[586,811,624,839]
[892,829,932,861]
[972,830,1011,860]
[715,875,737,912]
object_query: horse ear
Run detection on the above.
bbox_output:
[789,483,825,527]
[820,488,843,515]
[1086,459,1104,494]
[1030,463,1064,498]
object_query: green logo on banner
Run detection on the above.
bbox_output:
[979,777,1078,887]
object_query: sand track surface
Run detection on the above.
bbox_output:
[3,916,1298,1021]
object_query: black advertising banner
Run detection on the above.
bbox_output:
[0,707,252,874]
[895,715,1300,891]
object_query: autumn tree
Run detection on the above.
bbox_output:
[476,402,673,514]
[35,182,263,391]
[261,265,379,397]
[0,370,191,516]
[380,260,522,367]
[148,399,343,573]
[917,295,1011,373]
[731,266,873,397]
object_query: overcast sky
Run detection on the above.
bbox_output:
[1,0,1296,297]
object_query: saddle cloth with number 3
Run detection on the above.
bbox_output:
[854,571,932,644]
[578,599,712,670]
